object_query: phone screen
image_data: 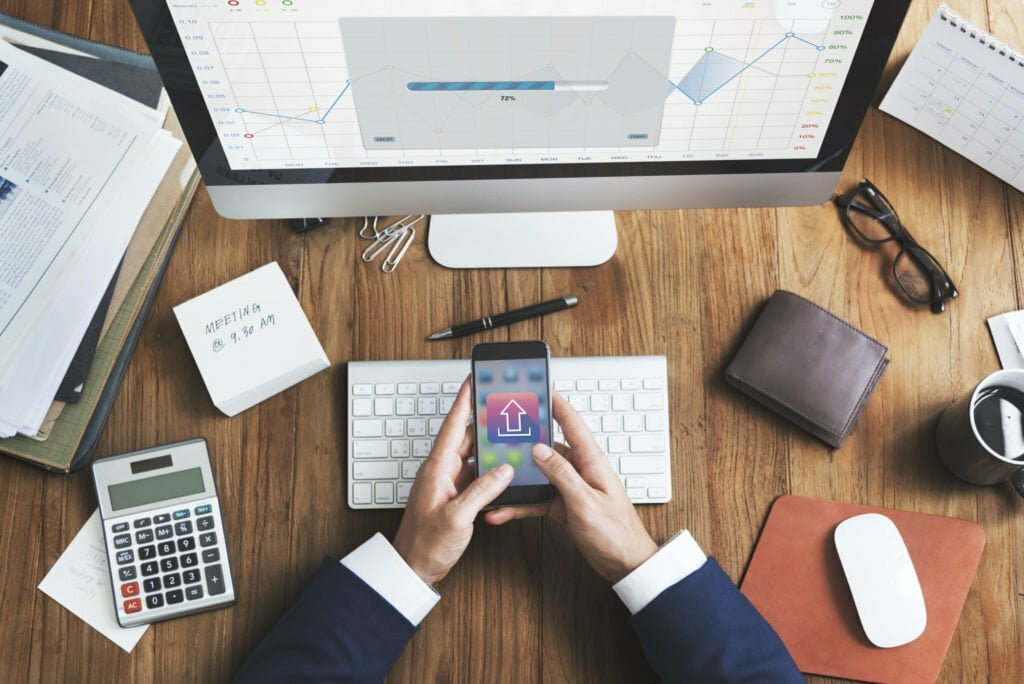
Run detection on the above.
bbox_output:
[473,357,551,487]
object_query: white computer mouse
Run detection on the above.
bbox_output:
[834,513,927,648]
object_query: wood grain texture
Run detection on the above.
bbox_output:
[0,1,1022,682]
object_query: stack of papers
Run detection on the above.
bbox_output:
[988,311,1024,370]
[0,40,180,437]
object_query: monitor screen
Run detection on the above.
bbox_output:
[163,0,877,175]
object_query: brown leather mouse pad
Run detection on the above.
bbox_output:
[740,495,985,683]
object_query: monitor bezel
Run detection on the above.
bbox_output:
[130,1,911,188]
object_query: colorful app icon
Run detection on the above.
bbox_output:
[486,392,541,444]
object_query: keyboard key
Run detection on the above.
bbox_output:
[648,487,669,499]
[374,482,395,504]
[116,550,135,565]
[417,397,437,415]
[413,439,432,457]
[118,566,137,581]
[626,477,646,489]
[197,516,215,532]
[353,440,388,459]
[397,482,413,503]
[439,396,455,414]
[576,379,597,391]
[554,380,573,392]
[181,553,199,568]
[568,395,588,412]
[183,569,201,584]
[124,598,142,614]
[619,457,667,475]
[599,379,619,391]
[178,537,196,552]
[139,545,156,560]
[145,594,164,609]
[113,534,131,549]
[158,541,175,556]
[385,419,405,437]
[353,461,399,480]
[202,549,221,563]
[396,398,416,416]
[195,504,212,515]
[442,382,461,394]
[627,487,646,499]
[375,398,395,416]
[186,585,204,601]
[352,398,372,417]
[419,382,440,394]
[630,435,665,453]
[634,393,664,411]
[402,461,421,479]
[390,441,410,458]
[154,514,170,524]
[622,378,642,390]
[206,564,226,595]
[590,394,610,412]
[141,562,159,577]
[352,482,372,505]
[397,383,418,395]
[612,394,631,412]
[583,415,601,433]
[407,418,427,436]
[121,582,139,597]
[112,522,129,534]
[143,578,161,593]
[428,418,444,436]
[352,383,372,396]
[175,521,193,535]
[374,383,395,395]
[645,414,666,431]
[166,589,184,605]
[352,419,383,438]
[643,378,664,390]
[601,415,622,433]
[133,518,151,529]
[155,525,173,540]
[161,557,179,572]
[199,532,218,548]
[136,529,154,544]
[164,573,182,589]
[173,509,190,520]
[624,415,644,432]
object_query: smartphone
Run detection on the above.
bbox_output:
[471,341,555,507]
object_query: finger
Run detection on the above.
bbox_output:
[448,463,514,523]
[425,378,473,470]
[532,443,590,502]
[551,395,619,487]
[552,392,601,454]
[484,504,549,526]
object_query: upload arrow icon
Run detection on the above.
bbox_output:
[486,392,541,444]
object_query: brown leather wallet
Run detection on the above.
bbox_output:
[725,291,889,448]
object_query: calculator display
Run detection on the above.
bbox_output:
[108,467,205,511]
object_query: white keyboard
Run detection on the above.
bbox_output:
[347,356,672,510]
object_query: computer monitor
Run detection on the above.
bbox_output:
[132,1,910,268]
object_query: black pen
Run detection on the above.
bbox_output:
[427,295,579,341]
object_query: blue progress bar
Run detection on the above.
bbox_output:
[407,81,556,92]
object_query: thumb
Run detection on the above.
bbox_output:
[532,444,588,501]
[449,464,514,523]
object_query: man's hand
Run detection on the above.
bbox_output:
[484,392,658,583]
[393,378,513,587]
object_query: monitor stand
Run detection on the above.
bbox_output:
[427,211,618,269]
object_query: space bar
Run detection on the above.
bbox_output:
[352,461,399,479]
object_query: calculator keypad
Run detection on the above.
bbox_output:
[104,498,232,625]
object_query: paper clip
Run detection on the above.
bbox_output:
[359,215,425,273]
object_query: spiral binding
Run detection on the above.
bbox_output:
[938,4,1024,67]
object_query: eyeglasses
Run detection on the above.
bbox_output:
[832,179,959,314]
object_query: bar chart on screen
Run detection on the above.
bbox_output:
[166,0,876,170]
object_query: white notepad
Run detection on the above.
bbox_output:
[174,262,330,416]
[880,5,1024,193]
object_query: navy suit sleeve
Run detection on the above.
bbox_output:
[235,558,417,683]
[629,558,802,683]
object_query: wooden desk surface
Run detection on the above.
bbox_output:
[1,1,1022,682]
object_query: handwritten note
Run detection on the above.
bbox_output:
[37,510,149,652]
[174,262,330,416]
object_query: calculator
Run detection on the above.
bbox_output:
[92,438,235,627]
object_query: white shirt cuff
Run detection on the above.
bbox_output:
[340,533,441,626]
[612,530,707,615]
